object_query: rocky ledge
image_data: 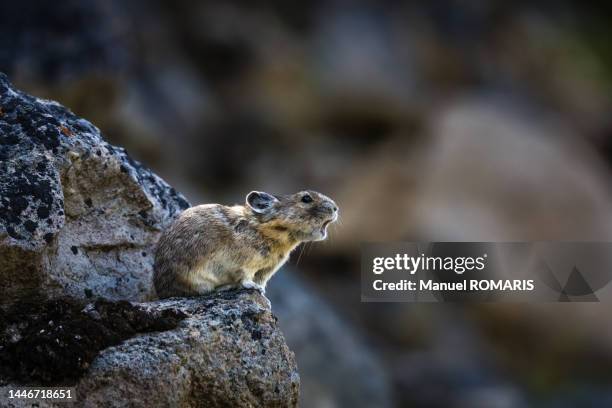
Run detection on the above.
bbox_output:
[0,290,299,408]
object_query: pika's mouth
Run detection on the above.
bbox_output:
[320,219,334,234]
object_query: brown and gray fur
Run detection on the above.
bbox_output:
[153,190,338,299]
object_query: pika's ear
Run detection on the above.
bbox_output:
[246,191,278,213]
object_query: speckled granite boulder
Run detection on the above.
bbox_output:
[0,72,189,307]
[76,290,299,408]
[1,289,300,408]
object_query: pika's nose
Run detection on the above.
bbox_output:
[326,202,338,213]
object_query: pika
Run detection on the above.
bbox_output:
[153,190,338,299]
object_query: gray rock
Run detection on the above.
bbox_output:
[0,72,190,307]
[1,289,299,408]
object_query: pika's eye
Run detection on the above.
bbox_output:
[301,194,313,203]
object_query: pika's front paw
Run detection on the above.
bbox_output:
[241,280,264,293]
[240,281,271,308]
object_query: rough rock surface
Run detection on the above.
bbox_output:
[1,289,299,407]
[0,72,189,307]
[0,297,187,385]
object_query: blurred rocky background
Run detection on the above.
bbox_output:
[2,0,612,406]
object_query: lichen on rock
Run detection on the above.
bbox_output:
[0,289,299,408]
[0,297,186,385]
[0,72,189,306]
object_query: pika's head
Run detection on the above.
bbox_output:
[246,190,339,241]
